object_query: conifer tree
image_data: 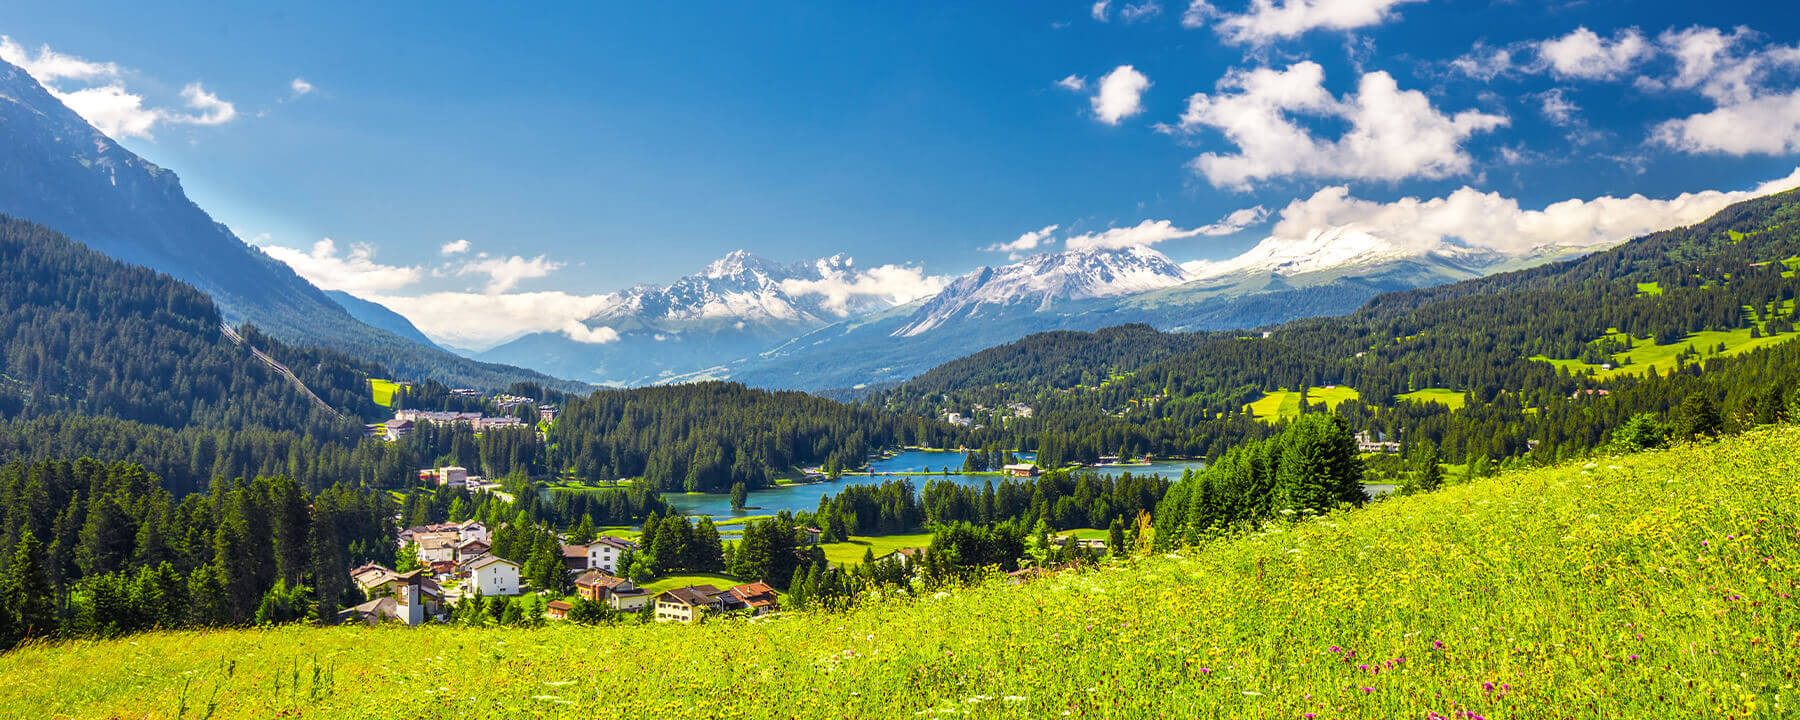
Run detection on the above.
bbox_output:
[0,530,57,650]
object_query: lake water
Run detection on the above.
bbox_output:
[664,449,1214,520]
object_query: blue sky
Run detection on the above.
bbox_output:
[5,1,1800,347]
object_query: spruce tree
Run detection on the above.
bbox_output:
[0,530,57,650]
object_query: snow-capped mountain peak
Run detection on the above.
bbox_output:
[893,246,1189,337]
[1180,226,1516,280]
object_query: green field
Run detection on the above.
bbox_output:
[4,428,1797,718]
[1395,388,1467,411]
[367,378,402,408]
[1533,323,1800,380]
[1634,281,1663,296]
[1244,386,1360,422]
[817,532,937,566]
[637,572,744,594]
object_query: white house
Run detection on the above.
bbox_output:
[584,536,636,574]
[453,519,489,544]
[467,555,521,596]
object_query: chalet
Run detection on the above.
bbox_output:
[346,565,445,624]
[794,526,822,545]
[583,536,636,574]
[383,419,414,441]
[561,545,590,573]
[877,547,925,567]
[546,600,572,620]
[415,532,460,564]
[654,585,727,624]
[727,582,780,616]
[576,572,653,611]
[465,555,521,596]
[455,538,491,560]
[538,405,559,423]
[1003,463,1040,477]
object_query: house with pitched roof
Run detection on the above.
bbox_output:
[576,572,651,611]
[727,582,780,616]
[583,536,636,574]
[654,585,727,624]
[465,555,521,596]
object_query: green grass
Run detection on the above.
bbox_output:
[712,515,774,527]
[367,379,402,408]
[1634,281,1663,296]
[636,572,744,594]
[817,532,937,566]
[5,428,1799,718]
[1532,323,1800,379]
[1395,388,1467,411]
[1244,386,1361,422]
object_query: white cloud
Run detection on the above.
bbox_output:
[986,224,1060,258]
[261,238,425,295]
[440,239,472,255]
[1171,62,1507,190]
[1194,0,1425,45]
[173,83,236,125]
[1653,91,1800,155]
[1448,44,1515,81]
[290,77,314,97]
[368,291,623,349]
[1092,65,1151,125]
[1056,74,1088,92]
[1265,167,1800,255]
[0,36,238,140]
[1092,0,1113,22]
[1537,88,1578,125]
[780,263,949,316]
[1181,1,1216,28]
[1197,205,1271,235]
[1120,1,1164,22]
[1065,219,1205,251]
[1536,27,1652,80]
[1643,27,1800,156]
[456,254,563,294]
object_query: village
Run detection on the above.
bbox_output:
[342,511,783,627]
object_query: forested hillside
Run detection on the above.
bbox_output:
[0,215,382,433]
[877,189,1800,469]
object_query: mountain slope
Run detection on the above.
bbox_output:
[0,213,380,431]
[324,290,441,350]
[4,427,1791,718]
[0,59,579,392]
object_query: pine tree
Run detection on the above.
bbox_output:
[0,530,57,650]
[730,482,748,512]
[1108,518,1126,558]
[570,515,597,545]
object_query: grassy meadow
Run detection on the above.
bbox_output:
[366,379,402,408]
[1245,386,1361,422]
[3,427,1798,718]
[1395,388,1468,411]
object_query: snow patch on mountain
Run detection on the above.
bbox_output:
[894,246,1190,337]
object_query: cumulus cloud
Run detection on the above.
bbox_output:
[1644,27,1800,156]
[0,36,238,140]
[1092,65,1151,125]
[780,262,948,316]
[1448,44,1515,81]
[456,254,563,294]
[1536,27,1652,79]
[260,238,425,295]
[1188,0,1425,45]
[1056,74,1088,92]
[1092,0,1113,21]
[1065,219,1206,251]
[1264,167,1800,255]
[439,239,472,255]
[986,224,1060,259]
[290,77,314,97]
[1170,62,1507,190]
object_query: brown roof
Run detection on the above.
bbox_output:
[547,600,572,611]
[561,545,588,559]
[661,585,723,606]
[729,582,779,609]
[576,572,632,590]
